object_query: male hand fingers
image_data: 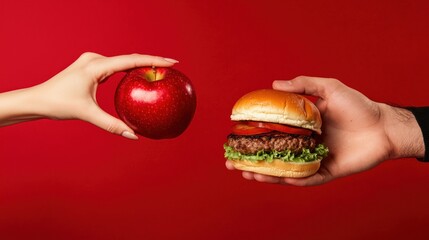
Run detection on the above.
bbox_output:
[272,76,340,100]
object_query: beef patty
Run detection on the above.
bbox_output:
[226,132,316,155]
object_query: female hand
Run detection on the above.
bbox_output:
[0,52,178,139]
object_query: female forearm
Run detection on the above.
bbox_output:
[0,87,45,127]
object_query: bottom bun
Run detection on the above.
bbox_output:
[229,159,321,178]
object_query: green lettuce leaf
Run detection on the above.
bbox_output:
[224,144,329,163]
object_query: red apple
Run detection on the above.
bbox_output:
[114,67,196,139]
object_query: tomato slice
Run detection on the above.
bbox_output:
[246,121,312,136]
[231,123,273,135]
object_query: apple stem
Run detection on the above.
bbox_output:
[152,66,157,81]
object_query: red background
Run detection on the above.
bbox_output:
[1,0,429,239]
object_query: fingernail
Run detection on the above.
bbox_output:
[163,57,179,63]
[273,80,292,89]
[274,80,292,85]
[122,131,138,140]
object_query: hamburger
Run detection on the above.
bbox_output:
[224,89,328,178]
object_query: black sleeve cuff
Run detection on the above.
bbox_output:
[406,107,429,162]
